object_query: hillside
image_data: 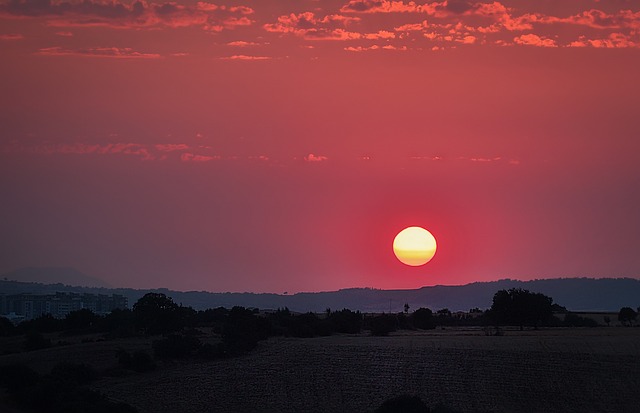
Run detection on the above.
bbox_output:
[1,267,111,288]
[1,276,638,312]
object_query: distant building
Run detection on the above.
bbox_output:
[0,292,128,319]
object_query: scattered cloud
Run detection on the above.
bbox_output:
[0,33,23,40]
[264,12,377,41]
[568,32,637,48]
[4,142,156,160]
[344,44,407,51]
[2,0,638,51]
[180,153,218,162]
[513,34,557,47]
[220,54,272,60]
[155,144,190,152]
[394,21,429,32]
[0,0,255,31]
[535,9,640,30]
[36,46,162,58]
[340,0,426,14]
[227,40,259,47]
[248,155,269,161]
[304,153,328,162]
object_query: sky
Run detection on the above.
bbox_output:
[1,0,639,293]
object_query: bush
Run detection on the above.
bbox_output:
[0,362,138,413]
[101,308,136,338]
[63,309,99,333]
[563,313,598,327]
[116,348,157,372]
[17,314,64,334]
[0,363,39,396]
[0,316,15,336]
[152,334,202,359]
[51,362,98,385]
[198,342,226,359]
[23,331,52,351]
[369,314,398,336]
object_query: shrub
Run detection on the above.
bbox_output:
[369,314,398,336]
[0,316,15,336]
[563,313,598,327]
[51,362,98,385]
[152,334,202,359]
[23,331,52,351]
[116,348,157,372]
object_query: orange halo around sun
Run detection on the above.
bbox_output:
[393,226,437,266]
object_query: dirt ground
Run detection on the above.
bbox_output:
[2,327,640,413]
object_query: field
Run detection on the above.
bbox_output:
[2,327,640,412]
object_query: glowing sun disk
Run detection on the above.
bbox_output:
[393,226,437,266]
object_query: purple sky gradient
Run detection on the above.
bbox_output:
[1,0,639,292]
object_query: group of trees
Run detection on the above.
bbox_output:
[2,290,638,355]
[1,290,636,413]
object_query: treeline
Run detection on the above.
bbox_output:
[0,289,637,413]
[2,289,636,350]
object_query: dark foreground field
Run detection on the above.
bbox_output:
[2,328,640,413]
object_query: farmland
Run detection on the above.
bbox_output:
[3,327,638,412]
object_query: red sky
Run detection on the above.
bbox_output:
[1,0,639,293]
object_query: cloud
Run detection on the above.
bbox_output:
[0,0,255,31]
[344,44,407,51]
[469,156,502,162]
[536,9,640,30]
[394,21,428,32]
[568,32,638,48]
[180,153,218,162]
[304,153,328,162]
[4,142,156,160]
[155,144,190,152]
[264,12,369,40]
[457,34,476,44]
[248,155,269,161]
[55,31,73,36]
[340,0,426,14]
[365,30,396,39]
[513,34,557,47]
[36,46,162,58]
[227,40,259,47]
[0,33,23,40]
[220,54,272,60]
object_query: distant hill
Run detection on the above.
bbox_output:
[1,277,638,313]
[0,267,112,288]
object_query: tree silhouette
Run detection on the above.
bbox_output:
[490,288,554,330]
[618,307,637,326]
[132,293,181,335]
[411,308,435,330]
[327,309,362,334]
[64,309,97,332]
[222,306,271,354]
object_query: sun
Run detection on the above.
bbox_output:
[393,226,437,266]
